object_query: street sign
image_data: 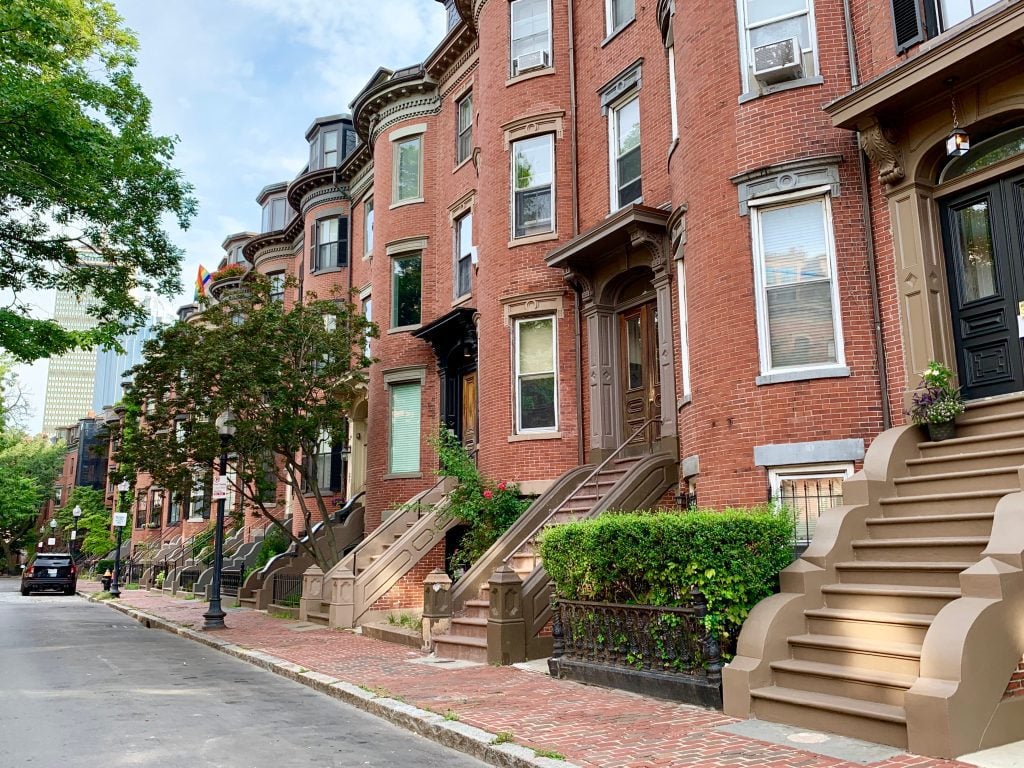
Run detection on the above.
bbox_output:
[211,476,229,500]
[112,512,128,528]
[47,537,55,546]
[70,530,77,540]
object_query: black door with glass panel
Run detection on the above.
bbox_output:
[940,172,1024,399]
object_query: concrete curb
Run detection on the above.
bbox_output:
[82,593,577,768]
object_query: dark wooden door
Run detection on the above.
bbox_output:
[940,171,1024,399]
[461,371,478,450]
[619,301,661,452]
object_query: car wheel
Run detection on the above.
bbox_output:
[21,587,30,596]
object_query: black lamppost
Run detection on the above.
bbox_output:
[71,505,82,560]
[111,481,130,598]
[202,408,235,630]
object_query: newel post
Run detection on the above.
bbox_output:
[690,585,722,681]
[487,565,526,665]
[422,568,453,651]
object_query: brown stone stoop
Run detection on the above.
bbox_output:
[725,392,1024,758]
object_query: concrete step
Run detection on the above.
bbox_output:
[960,391,1024,422]
[917,428,1024,459]
[770,658,915,707]
[305,610,330,626]
[462,598,489,620]
[864,511,994,539]
[851,535,988,562]
[835,561,970,588]
[788,633,922,677]
[749,685,907,748]
[821,582,959,614]
[950,407,1024,439]
[904,445,1024,475]
[804,606,933,645]
[449,616,487,640]
[432,634,487,663]
[878,489,1010,517]
[892,466,1021,496]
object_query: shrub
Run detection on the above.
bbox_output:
[539,505,794,649]
[95,559,114,574]
[253,527,290,570]
[154,571,165,588]
[908,360,965,425]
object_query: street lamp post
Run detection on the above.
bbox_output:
[203,409,236,631]
[111,481,130,598]
[49,518,57,551]
[72,505,82,560]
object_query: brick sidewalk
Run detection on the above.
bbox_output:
[82,583,968,768]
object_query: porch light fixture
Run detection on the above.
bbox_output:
[945,88,970,157]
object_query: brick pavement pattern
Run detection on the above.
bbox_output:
[86,585,969,768]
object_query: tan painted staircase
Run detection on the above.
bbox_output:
[725,393,1024,757]
[433,452,678,662]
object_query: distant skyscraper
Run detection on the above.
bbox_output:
[41,286,100,435]
[91,294,173,411]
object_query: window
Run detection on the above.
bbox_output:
[261,196,287,232]
[314,217,347,271]
[667,46,679,142]
[739,0,817,95]
[168,492,182,525]
[388,381,422,474]
[457,92,473,164]
[510,0,552,75]
[53,485,62,504]
[769,465,852,547]
[750,192,844,377]
[394,136,423,203]
[148,489,163,527]
[676,259,691,399]
[364,198,374,256]
[343,128,358,157]
[455,211,473,298]
[514,316,557,432]
[362,294,372,357]
[391,253,421,328]
[188,472,210,521]
[227,245,244,264]
[322,130,338,167]
[269,271,285,302]
[609,95,641,210]
[305,429,344,493]
[512,134,554,238]
[606,0,635,34]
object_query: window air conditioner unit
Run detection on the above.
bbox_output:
[752,37,803,85]
[513,50,549,76]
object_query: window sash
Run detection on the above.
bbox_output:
[269,272,285,302]
[395,137,422,202]
[457,94,473,163]
[364,198,374,255]
[455,212,473,297]
[322,130,338,167]
[362,296,372,357]
[610,96,641,210]
[607,0,635,32]
[391,253,422,327]
[510,0,551,62]
[750,192,844,374]
[515,317,557,432]
[512,134,555,238]
[389,382,422,473]
[315,217,347,271]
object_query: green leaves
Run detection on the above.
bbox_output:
[0,0,196,361]
[540,506,795,654]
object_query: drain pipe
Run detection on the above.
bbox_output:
[842,0,892,430]
[567,0,585,464]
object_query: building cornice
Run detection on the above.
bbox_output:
[425,22,477,82]
[351,66,440,147]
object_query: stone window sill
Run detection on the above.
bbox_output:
[755,365,850,386]
[508,231,558,249]
[508,431,561,442]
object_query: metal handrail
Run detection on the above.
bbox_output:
[503,416,661,565]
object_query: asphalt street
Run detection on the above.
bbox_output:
[0,579,487,768]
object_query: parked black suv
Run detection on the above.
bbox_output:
[21,554,77,596]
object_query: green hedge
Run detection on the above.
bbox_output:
[539,505,794,647]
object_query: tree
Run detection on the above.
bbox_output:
[0,356,30,430]
[56,486,114,557]
[0,0,197,362]
[117,276,375,572]
[0,430,65,569]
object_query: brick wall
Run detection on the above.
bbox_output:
[1006,656,1024,698]
[367,540,446,613]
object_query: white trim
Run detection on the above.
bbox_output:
[454,209,473,300]
[675,259,691,398]
[388,123,428,142]
[768,463,853,543]
[608,92,641,212]
[513,315,558,434]
[392,134,424,204]
[510,133,556,240]
[604,0,636,37]
[509,0,553,76]
[735,0,819,98]
[667,45,679,142]
[749,188,845,379]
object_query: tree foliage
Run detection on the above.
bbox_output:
[56,485,114,557]
[0,430,65,568]
[117,277,375,571]
[0,0,196,361]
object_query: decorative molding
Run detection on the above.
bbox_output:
[385,236,428,256]
[629,227,668,274]
[859,117,906,186]
[563,268,595,304]
[382,365,427,385]
[502,111,565,150]
[731,155,843,215]
[447,188,476,220]
[389,123,428,142]
[667,203,688,261]
[299,187,347,218]
[501,290,565,326]
[599,59,643,113]
[349,162,374,201]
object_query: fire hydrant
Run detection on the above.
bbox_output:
[101,569,112,591]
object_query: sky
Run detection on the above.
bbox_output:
[14,0,448,434]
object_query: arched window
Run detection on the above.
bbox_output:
[939,125,1024,183]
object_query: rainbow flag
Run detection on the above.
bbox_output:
[194,265,211,299]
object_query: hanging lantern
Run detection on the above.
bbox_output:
[946,127,970,157]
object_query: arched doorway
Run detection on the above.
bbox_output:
[615,270,661,453]
[937,127,1024,399]
[348,398,368,497]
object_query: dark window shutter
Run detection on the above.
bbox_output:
[339,216,349,268]
[892,0,924,53]
[329,444,343,492]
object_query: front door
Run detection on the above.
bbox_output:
[461,371,478,451]
[940,171,1024,399]
[619,301,661,452]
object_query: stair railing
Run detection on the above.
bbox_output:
[502,416,661,566]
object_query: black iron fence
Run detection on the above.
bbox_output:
[220,569,242,597]
[771,474,845,550]
[271,573,302,607]
[179,566,201,593]
[122,561,144,585]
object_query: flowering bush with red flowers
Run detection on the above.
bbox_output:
[432,426,529,575]
[210,263,247,282]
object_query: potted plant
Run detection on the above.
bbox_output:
[908,361,965,441]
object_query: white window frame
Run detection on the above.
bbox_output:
[361,291,372,358]
[392,135,424,205]
[510,133,555,240]
[456,92,473,164]
[608,93,642,211]
[676,259,691,399]
[769,463,853,544]
[509,0,552,75]
[363,196,374,257]
[605,0,636,36]
[736,0,819,97]
[748,186,845,379]
[667,45,679,142]
[454,210,473,299]
[385,373,424,477]
[513,315,558,434]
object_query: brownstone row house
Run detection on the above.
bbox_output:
[125,0,1024,757]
